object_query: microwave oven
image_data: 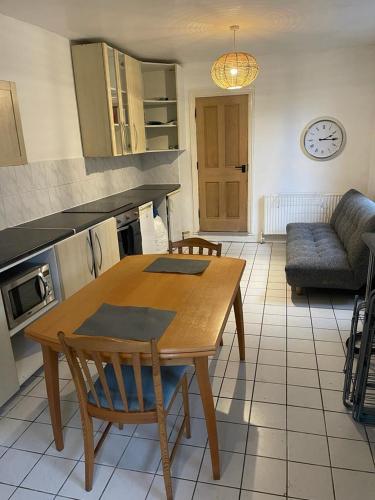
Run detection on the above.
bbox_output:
[1,263,56,330]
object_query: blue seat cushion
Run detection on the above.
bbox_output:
[88,363,187,411]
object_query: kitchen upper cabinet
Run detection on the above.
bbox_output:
[0,80,27,167]
[55,230,95,299]
[91,218,120,276]
[123,54,146,154]
[71,42,145,157]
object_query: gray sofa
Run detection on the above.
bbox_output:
[285,189,375,290]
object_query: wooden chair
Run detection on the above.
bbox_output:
[169,237,224,348]
[168,237,222,256]
[58,332,190,500]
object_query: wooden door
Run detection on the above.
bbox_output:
[91,218,120,276]
[125,55,146,153]
[55,230,95,299]
[0,80,27,167]
[196,94,249,231]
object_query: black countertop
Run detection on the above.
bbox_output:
[0,228,74,269]
[0,184,180,269]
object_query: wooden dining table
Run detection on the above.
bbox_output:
[25,253,246,480]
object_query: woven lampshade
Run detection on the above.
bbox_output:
[211,26,259,90]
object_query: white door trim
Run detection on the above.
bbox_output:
[188,87,255,235]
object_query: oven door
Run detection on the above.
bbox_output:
[2,269,49,330]
[117,220,143,259]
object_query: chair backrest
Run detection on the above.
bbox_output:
[169,237,222,256]
[58,332,162,414]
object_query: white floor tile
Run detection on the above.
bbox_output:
[287,367,319,387]
[319,371,344,390]
[101,468,153,500]
[288,431,330,465]
[259,337,286,351]
[247,426,286,459]
[0,418,31,447]
[216,397,251,424]
[220,378,254,400]
[240,491,285,500]
[59,461,114,499]
[37,401,78,427]
[287,326,313,340]
[13,422,54,454]
[94,433,130,466]
[288,461,334,500]
[149,476,195,500]
[46,426,84,460]
[253,382,286,404]
[118,437,161,473]
[315,341,344,356]
[198,449,244,488]
[328,437,374,471]
[321,389,349,412]
[229,347,258,363]
[225,361,256,380]
[317,354,344,372]
[0,448,40,486]
[242,455,286,496]
[159,444,203,481]
[194,482,239,500]
[215,421,248,453]
[249,402,286,430]
[287,339,315,354]
[6,396,48,421]
[325,411,367,440]
[21,454,76,494]
[257,350,286,367]
[256,364,286,384]
[287,385,322,409]
[261,324,286,338]
[0,483,16,499]
[287,407,326,435]
[332,468,375,500]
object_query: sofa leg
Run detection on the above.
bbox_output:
[295,286,304,296]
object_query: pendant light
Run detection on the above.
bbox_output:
[211,25,259,90]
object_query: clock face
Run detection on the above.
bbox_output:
[302,118,346,160]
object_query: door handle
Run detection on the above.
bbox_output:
[235,164,247,173]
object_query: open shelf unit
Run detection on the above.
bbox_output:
[141,62,180,152]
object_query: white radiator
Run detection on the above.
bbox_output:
[263,193,342,236]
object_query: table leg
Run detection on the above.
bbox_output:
[42,346,64,450]
[234,286,245,361]
[194,357,220,480]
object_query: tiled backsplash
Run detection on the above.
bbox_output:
[0,153,179,229]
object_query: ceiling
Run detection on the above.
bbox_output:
[1,0,375,63]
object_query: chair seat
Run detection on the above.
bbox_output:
[88,363,187,411]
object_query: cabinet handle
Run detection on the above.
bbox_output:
[86,236,95,275]
[95,232,103,270]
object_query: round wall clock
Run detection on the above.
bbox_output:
[301,117,346,161]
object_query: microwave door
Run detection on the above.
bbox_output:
[5,275,44,329]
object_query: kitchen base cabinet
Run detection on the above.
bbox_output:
[139,202,157,254]
[91,218,120,276]
[0,299,20,406]
[55,230,95,300]
[166,189,182,242]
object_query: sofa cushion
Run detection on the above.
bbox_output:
[285,223,359,289]
[330,189,375,283]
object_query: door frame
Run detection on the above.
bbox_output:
[188,87,255,236]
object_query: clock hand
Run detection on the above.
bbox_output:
[321,131,337,140]
[319,137,338,141]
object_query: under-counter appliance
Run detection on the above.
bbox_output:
[116,207,143,258]
[1,263,55,330]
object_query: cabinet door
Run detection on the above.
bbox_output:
[91,218,120,276]
[125,55,146,154]
[0,299,19,406]
[55,230,95,299]
[0,81,27,167]
[139,202,156,254]
[167,190,182,242]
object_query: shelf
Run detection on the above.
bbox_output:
[145,124,177,128]
[143,100,177,104]
[144,149,181,153]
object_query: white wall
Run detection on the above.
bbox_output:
[0,13,82,161]
[180,45,375,238]
[0,13,180,229]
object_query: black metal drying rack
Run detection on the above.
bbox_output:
[343,232,375,424]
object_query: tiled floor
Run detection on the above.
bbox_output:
[0,242,375,499]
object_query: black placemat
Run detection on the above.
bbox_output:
[75,304,176,341]
[144,257,210,275]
